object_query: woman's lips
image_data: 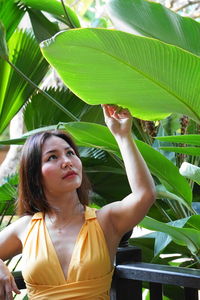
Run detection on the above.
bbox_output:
[62,171,77,179]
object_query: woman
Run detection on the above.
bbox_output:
[0,105,155,299]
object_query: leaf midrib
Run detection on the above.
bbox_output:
[143,217,199,253]
[63,41,199,123]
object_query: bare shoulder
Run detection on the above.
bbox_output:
[0,215,32,261]
[14,215,33,238]
[1,215,32,240]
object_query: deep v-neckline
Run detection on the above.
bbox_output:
[44,209,86,282]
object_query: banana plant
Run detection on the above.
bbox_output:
[0,27,49,133]
[0,0,25,41]
[19,0,81,28]
[107,0,200,56]
[37,15,200,275]
[0,1,199,291]
[0,122,198,266]
[40,28,200,124]
[156,134,200,156]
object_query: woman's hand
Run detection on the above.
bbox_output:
[0,259,21,300]
[102,104,132,138]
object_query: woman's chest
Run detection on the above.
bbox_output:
[47,221,84,279]
[22,214,113,285]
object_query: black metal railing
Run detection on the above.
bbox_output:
[110,246,200,300]
[13,245,200,300]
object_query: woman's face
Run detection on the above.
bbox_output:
[41,136,82,198]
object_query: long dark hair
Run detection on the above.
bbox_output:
[17,130,91,216]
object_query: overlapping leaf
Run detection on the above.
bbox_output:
[27,8,60,43]
[40,28,200,124]
[156,134,200,145]
[140,216,200,255]
[24,87,104,131]
[24,88,88,130]
[0,30,49,133]
[20,0,80,28]
[156,134,200,156]
[0,122,192,202]
[107,0,200,56]
[0,0,25,41]
[159,147,200,156]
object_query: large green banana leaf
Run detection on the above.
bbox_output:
[20,0,80,28]
[159,146,200,156]
[0,0,25,41]
[107,0,200,57]
[154,217,190,256]
[156,134,200,156]
[154,215,200,256]
[40,28,200,124]
[1,122,191,202]
[0,30,49,133]
[155,185,194,213]
[140,216,200,255]
[62,122,192,202]
[156,134,200,145]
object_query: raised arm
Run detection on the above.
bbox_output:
[101,104,155,237]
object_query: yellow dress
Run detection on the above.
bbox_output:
[22,206,114,299]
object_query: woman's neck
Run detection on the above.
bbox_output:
[46,190,83,221]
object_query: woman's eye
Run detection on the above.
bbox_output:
[48,154,57,161]
[67,150,75,156]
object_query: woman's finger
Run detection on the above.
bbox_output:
[10,275,21,294]
[102,104,115,118]
[4,280,13,300]
[0,287,5,300]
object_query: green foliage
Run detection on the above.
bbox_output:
[40,28,200,124]
[0,175,17,221]
[140,216,200,258]
[0,0,199,291]
[0,22,8,59]
[0,0,25,41]
[0,29,49,133]
[27,8,60,43]
[19,0,81,28]
[0,122,193,205]
[107,0,200,56]
[23,87,90,130]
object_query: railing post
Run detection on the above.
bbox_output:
[149,282,163,300]
[184,287,198,300]
[111,230,142,300]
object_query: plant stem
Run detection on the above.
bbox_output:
[61,0,76,28]
[6,59,79,122]
[109,152,125,169]
[155,201,173,222]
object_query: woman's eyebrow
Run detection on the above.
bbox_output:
[43,147,71,156]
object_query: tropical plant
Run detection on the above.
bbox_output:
[0,1,200,299]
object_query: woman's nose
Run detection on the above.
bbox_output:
[61,157,72,168]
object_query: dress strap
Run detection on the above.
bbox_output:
[32,212,43,221]
[85,206,97,220]
[31,208,96,221]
